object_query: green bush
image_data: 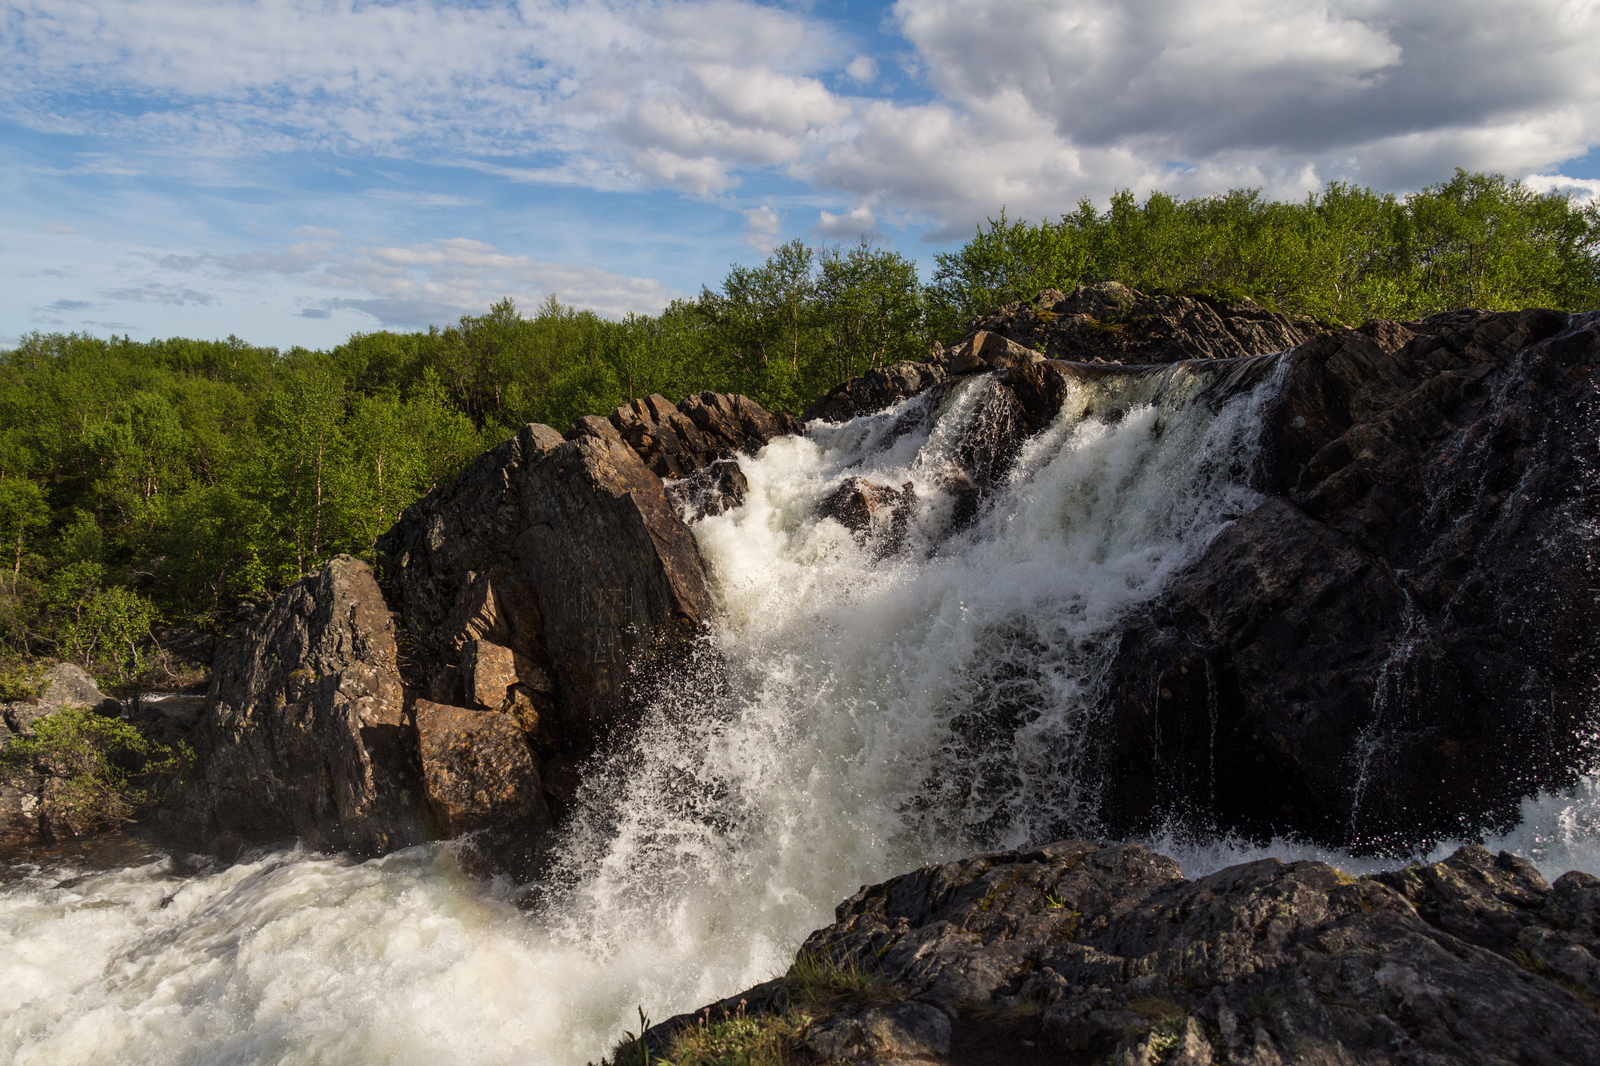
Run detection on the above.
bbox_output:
[0,707,192,836]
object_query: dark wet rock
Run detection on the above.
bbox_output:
[649,841,1600,1065]
[176,555,426,857]
[804,361,948,424]
[819,477,917,554]
[1100,309,1600,848]
[971,282,1321,365]
[612,392,800,479]
[667,458,750,523]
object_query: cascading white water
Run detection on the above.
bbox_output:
[3,364,1597,1066]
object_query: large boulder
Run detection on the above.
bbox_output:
[172,389,791,867]
[376,419,715,757]
[640,842,1600,1065]
[1,663,122,746]
[178,555,425,857]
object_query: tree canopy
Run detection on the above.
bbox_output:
[2,171,1596,681]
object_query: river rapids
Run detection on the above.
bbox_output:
[4,364,1598,1064]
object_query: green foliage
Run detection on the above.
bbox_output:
[0,707,193,836]
[931,171,1600,328]
[1,171,1595,660]
[0,661,44,702]
[785,947,900,1012]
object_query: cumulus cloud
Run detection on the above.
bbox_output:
[1526,174,1600,205]
[845,55,878,83]
[4,0,1598,244]
[743,204,783,252]
[811,0,1600,230]
[814,205,882,241]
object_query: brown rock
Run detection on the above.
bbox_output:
[378,419,715,763]
[944,330,1045,375]
[179,555,426,857]
[462,638,548,711]
[612,392,799,479]
[818,477,916,555]
[414,699,549,840]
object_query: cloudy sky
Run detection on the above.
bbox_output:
[5,0,1600,348]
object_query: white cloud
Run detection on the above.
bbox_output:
[845,55,878,83]
[150,233,682,325]
[0,0,847,196]
[3,0,1598,245]
[806,0,1600,230]
[813,205,882,241]
[1525,174,1600,205]
[743,204,783,253]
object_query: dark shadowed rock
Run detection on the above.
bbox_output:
[818,477,917,556]
[971,283,1321,365]
[647,842,1600,1065]
[666,458,751,522]
[177,555,426,857]
[803,361,948,424]
[1100,310,1600,848]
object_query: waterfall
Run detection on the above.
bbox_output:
[3,362,1596,1066]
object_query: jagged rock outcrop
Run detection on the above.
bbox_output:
[804,361,948,424]
[1099,310,1600,848]
[643,842,1600,1065]
[612,391,802,479]
[174,391,797,868]
[968,281,1322,365]
[176,556,425,857]
[812,300,1598,849]
[376,419,715,757]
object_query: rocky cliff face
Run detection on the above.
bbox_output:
[1099,309,1600,848]
[641,842,1600,1066]
[177,555,425,858]
[968,282,1322,366]
[175,392,792,871]
[800,290,1599,851]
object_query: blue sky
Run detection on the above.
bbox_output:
[4,0,1600,349]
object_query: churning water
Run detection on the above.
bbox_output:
[4,365,1598,1065]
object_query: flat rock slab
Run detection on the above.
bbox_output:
[654,841,1600,1065]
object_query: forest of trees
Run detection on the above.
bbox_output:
[2,170,1598,687]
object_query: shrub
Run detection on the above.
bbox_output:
[0,707,192,836]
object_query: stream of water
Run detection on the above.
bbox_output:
[4,365,1597,1065]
